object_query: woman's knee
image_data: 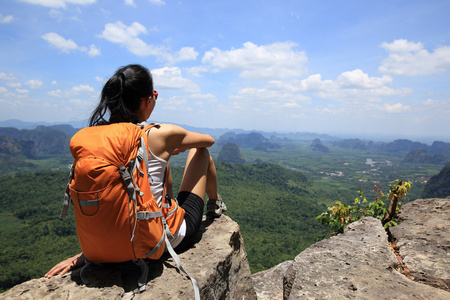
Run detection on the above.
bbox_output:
[187,148,211,165]
[188,147,210,157]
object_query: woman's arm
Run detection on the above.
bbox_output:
[45,253,85,278]
[148,124,214,160]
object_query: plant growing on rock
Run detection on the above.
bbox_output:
[317,180,412,235]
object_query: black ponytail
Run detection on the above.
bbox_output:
[89,64,153,126]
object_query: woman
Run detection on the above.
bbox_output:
[45,64,226,278]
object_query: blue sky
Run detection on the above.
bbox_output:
[1,0,450,141]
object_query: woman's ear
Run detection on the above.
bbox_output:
[142,96,150,107]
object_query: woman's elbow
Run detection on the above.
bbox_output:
[207,135,215,147]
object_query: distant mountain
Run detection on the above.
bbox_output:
[331,138,450,160]
[421,163,450,198]
[0,135,35,158]
[332,138,367,151]
[0,119,86,130]
[217,131,280,150]
[313,143,330,153]
[310,139,329,153]
[428,141,450,156]
[403,149,447,164]
[0,126,73,156]
[217,143,246,163]
[386,139,428,153]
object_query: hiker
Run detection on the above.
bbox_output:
[45,64,226,278]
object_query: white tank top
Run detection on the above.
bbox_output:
[146,145,167,207]
[146,127,186,248]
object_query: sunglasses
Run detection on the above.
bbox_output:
[141,90,158,101]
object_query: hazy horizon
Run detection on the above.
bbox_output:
[1,118,449,144]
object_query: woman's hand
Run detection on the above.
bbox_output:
[45,253,85,278]
[172,147,187,155]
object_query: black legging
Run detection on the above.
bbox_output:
[176,191,204,237]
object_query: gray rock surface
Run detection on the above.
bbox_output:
[0,215,257,300]
[283,216,450,299]
[390,197,450,291]
[252,260,293,300]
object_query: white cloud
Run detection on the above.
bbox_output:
[98,21,164,56]
[184,66,210,77]
[379,39,450,76]
[0,14,14,23]
[41,32,79,53]
[269,70,411,102]
[16,88,30,94]
[72,84,95,93]
[0,72,16,80]
[202,41,308,80]
[189,93,218,103]
[99,21,147,44]
[383,103,411,113]
[98,21,196,63]
[148,0,165,5]
[159,93,215,112]
[48,8,81,22]
[284,102,302,109]
[25,79,44,89]
[152,67,200,93]
[229,87,311,112]
[6,82,22,88]
[380,39,423,53]
[19,0,97,9]
[68,98,93,106]
[0,87,8,93]
[424,99,437,106]
[88,44,101,57]
[124,0,135,6]
[291,113,306,119]
[48,90,67,97]
[41,32,100,57]
[170,47,198,63]
[337,69,392,89]
[422,99,450,113]
[48,84,95,97]
[49,9,63,20]
[162,96,190,111]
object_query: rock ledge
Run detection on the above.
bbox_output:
[253,197,450,300]
[1,215,257,300]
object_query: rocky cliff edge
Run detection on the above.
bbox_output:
[252,197,450,299]
[2,197,449,300]
[0,215,257,300]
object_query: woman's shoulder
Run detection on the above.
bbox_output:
[149,123,187,136]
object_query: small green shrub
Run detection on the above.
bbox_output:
[317,180,411,235]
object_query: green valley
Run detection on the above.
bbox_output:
[1,124,449,292]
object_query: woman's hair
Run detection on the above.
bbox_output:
[89,64,153,126]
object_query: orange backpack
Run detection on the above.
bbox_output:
[61,122,167,262]
[60,123,199,297]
